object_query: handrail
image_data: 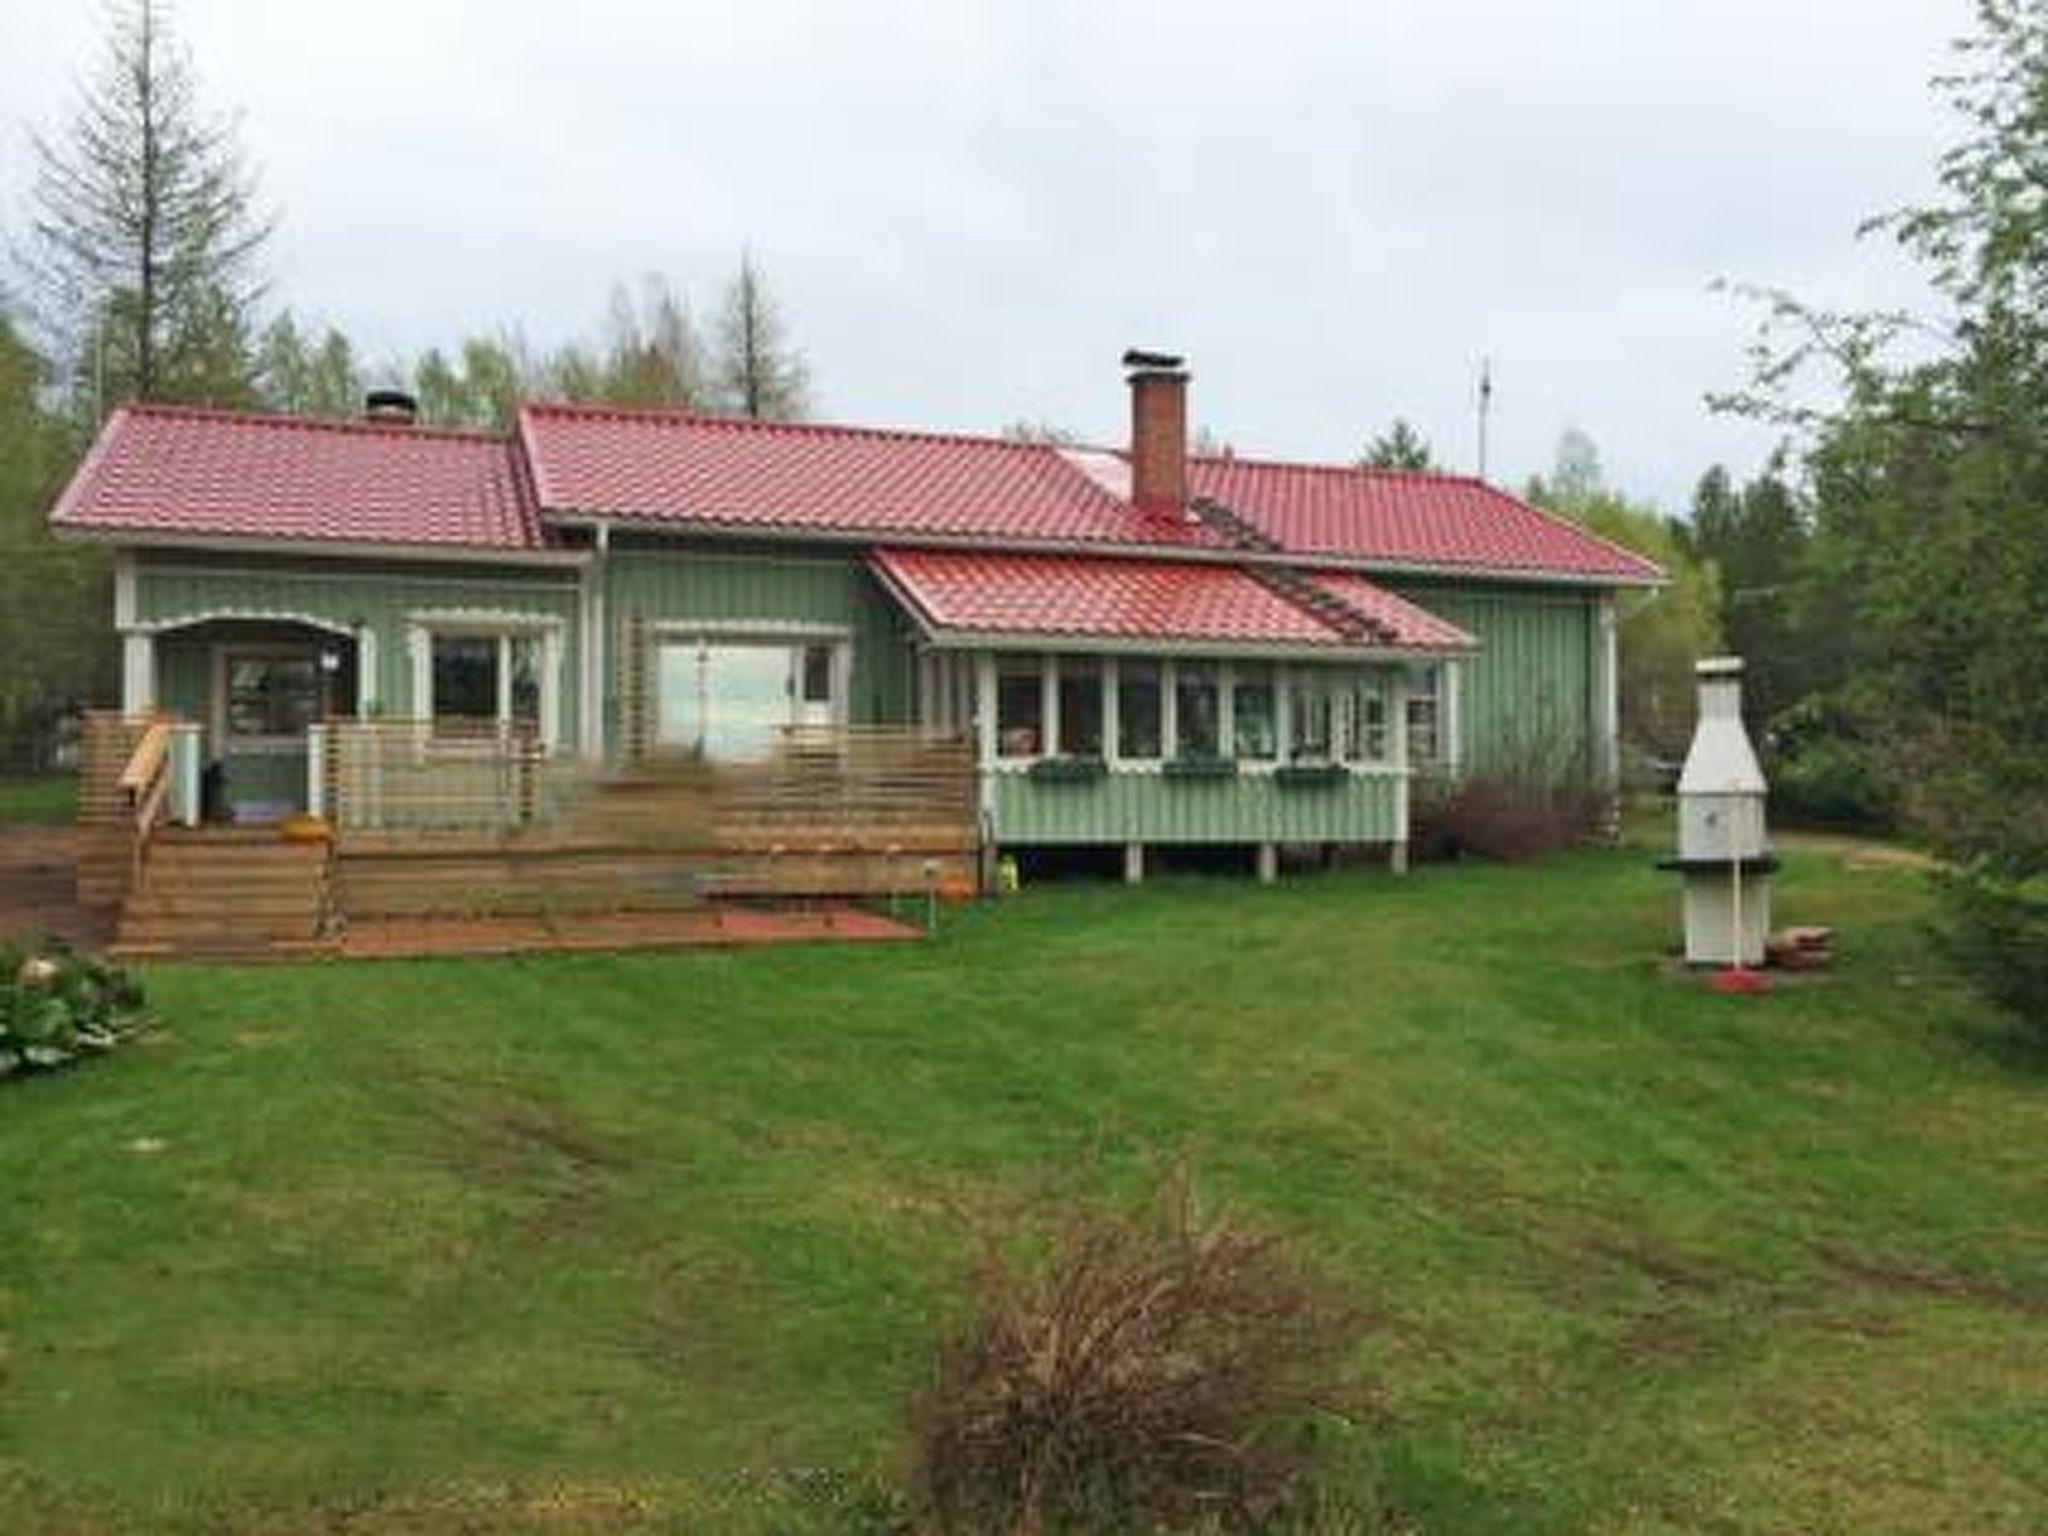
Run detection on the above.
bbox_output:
[119,718,175,886]
[118,719,171,802]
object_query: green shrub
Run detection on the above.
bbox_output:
[910,1173,1366,1535]
[1935,865,2048,1043]
[0,939,146,1079]
[1765,697,1897,831]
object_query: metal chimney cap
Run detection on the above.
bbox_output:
[1122,347,1186,374]
[1696,656,1745,678]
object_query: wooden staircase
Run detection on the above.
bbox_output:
[113,828,337,959]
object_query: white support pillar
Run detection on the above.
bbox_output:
[1041,654,1060,757]
[974,652,998,819]
[1123,841,1146,885]
[170,723,202,826]
[121,631,155,714]
[306,723,328,818]
[1255,842,1279,884]
[355,626,379,716]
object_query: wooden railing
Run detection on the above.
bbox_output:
[713,725,976,843]
[321,718,586,833]
[118,719,174,888]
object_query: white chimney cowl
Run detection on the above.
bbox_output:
[1669,656,1774,966]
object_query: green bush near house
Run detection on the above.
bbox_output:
[0,939,146,1078]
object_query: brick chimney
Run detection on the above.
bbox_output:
[1124,348,1188,514]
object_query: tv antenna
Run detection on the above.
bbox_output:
[1476,357,1494,482]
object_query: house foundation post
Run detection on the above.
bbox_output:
[1123,842,1145,885]
[1390,840,1409,875]
[1255,842,1278,884]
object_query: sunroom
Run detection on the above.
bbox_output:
[870,549,1476,876]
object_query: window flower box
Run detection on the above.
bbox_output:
[1274,762,1351,789]
[1162,755,1239,780]
[1027,754,1108,784]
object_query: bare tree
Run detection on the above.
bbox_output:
[713,252,809,420]
[18,0,271,411]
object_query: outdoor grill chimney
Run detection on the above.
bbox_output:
[1124,348,1188,514]
[1669,656,1775,967]
[363,388,419,426]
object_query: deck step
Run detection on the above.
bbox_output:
[116,833,332,956]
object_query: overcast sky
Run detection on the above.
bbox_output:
[1,0,1969,510]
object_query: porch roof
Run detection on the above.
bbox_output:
[869,548,1474,655]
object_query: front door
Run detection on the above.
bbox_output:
[655,639,841,761]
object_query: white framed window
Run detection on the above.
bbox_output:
[1405,662,1443,769]
[408,615,564,751]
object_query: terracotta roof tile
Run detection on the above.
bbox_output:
[871,548,1472,652]
[51,405,543,551]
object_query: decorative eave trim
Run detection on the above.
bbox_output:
[51,525,590,569]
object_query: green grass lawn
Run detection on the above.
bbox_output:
[2,841,2044,1533]
[0,775,75,825]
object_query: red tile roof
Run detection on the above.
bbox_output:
[1189,455,1660,582]
[519,404,1224,550]
[51,405,545,552]
[871,549,1473,653]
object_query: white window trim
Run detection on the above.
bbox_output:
[407,610,566,752]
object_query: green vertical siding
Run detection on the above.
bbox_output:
[994,770,1400,845]
[604,544,918,747]
[133,552,583,743]
[1385,580,1605,778]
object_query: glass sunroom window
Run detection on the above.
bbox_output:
[1117,661,1163,760]
[996,658,1044,758]
[1290,673,1336,762]
[1058,657,1103,756]
[1345,675,1390,762]
[1174,664,1220,757]
[1233,664,1277,761]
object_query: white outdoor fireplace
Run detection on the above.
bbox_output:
[1670,656,1775,966]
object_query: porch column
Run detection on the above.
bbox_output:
[121,631,155,714]
[1255,842,1279,884]
[1123,842,1146,885]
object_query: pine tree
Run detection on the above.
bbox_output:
[18,0,271,413]
[1359,418,1435,470]
[713,253,809,420]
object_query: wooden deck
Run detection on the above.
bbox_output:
[77,714,980,959]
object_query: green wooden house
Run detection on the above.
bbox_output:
[52,354,1660,878]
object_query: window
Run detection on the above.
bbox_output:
[1290,672,1336,762]
[1117,661,1163,760]
[1233,663,1277,761]
[226,655,320,740]
[1406,663,1442,767]
[996,657,1043,758]
[421,626,555,745]
[1174,664,1220,757]
[801,644,834,705]
[1345,675,1390,762]
[431,635,499,728]
[1057,657,1103,756]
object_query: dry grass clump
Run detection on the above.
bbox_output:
[910,1175,1366,1535]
